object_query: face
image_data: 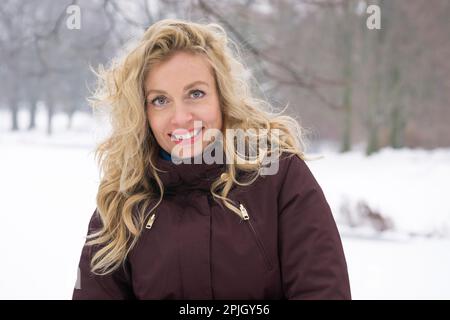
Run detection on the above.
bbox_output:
[145,51,223,159]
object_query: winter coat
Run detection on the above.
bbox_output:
[72,152,351,300]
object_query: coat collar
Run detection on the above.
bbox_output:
[154,156,226,193]
[151,142,227,193]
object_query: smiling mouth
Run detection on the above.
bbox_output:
[170,127,204,143]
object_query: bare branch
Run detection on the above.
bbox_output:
[197,0,342,110]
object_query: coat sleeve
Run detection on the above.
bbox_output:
[277,155,351,300]
[72,209,135,300]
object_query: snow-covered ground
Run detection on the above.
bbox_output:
[344,237,450,299]
[1,109,449,299]
[308,147,450,239]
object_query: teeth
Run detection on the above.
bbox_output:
[172,127,202,141]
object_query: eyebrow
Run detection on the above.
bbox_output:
[146,80,209,96]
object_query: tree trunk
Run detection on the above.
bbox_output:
[10,98,19,131]
[339,0,355,153]
[47,99,54,136]
[28,98,38,130]
[388,66,405,148]
[340,84,353,153]
[389,105,406,148]
[67,108,75,130]
[366,75,381,156]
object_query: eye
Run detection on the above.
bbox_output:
[150,95,167,107]
[190,89,205,99]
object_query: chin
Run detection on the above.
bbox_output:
[169,142,205,159]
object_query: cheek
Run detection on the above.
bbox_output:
[203,102,222,128]
[214,106,223,129]
[147,110,165,137]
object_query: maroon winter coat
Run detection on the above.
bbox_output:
[72,153,351,300]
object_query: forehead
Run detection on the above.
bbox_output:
[145,51,214,91]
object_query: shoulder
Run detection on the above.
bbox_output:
[279,152,308,172]
[250,152,313,195]
[87,208,104,235]
[272,152,322,196]
[270,152,312,183]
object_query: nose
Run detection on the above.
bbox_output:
[170,102,193,128]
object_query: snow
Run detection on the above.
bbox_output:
[307,147,450,238]
[1,109,449,299]
[344,237,450,299]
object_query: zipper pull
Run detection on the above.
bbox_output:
[145,213,156,229]
[239,203,250,221]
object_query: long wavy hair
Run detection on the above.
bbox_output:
[86,18,307,275]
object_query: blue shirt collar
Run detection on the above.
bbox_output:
[159,147,172,161]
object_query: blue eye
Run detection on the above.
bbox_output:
[148,89,205,107]
[150,96,167,107]
[190,89,205,99]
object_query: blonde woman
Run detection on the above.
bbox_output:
[72,19,351,300]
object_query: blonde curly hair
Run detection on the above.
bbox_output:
[86,18,307,275]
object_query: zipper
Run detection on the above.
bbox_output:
[240,203,250,220]
[239,203,273,271]
[145,213,157,229]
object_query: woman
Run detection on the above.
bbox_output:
[72,19,351,300]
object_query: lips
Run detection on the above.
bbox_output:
[170,127,204,144]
